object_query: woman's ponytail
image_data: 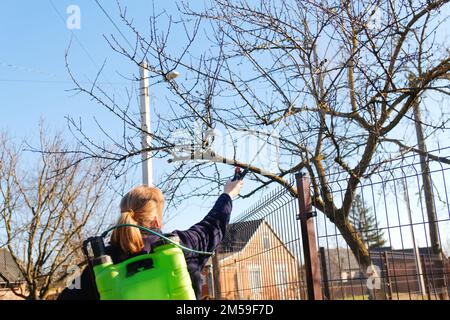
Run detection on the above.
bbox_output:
[111,185,165,255]
[111,209,144,254]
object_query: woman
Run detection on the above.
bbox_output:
[58,179,244,300]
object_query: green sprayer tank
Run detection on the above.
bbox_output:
[85,235,196,300]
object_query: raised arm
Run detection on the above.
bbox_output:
[174,179,244,255]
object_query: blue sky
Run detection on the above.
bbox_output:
[1,1,137,138]
[0,0,260,232]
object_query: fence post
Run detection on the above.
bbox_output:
[212,249,222,300]
[295,172,323,300]
[319,246,331,299]
[437,255,450,300]
[420,255,431,300]
[383,252,393,300]
[444,258,450,299]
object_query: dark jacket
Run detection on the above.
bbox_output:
[58,193,232,300]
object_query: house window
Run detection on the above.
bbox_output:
[263,232,270,250]
[234,273,241,299]
[248,265,262,294]
[275,264,287,299]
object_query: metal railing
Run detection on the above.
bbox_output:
[209,146,450,300]
[212,181,307,300]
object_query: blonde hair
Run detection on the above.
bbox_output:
[111,185,165,254]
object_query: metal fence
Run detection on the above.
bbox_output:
[210,147,450,300]
[209,182,306,300]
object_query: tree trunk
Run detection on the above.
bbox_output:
[26,287,39,300]
[212,249,222,300]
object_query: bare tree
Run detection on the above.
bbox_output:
[0,129,114,300]
[64,0,450,298]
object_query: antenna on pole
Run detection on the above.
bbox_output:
[139,63,180,186]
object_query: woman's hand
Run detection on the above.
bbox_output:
[223,179,244,198]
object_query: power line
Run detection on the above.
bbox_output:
[0,59,131,86]
[0,79,129,85]
[0,61,59,78]
[47,0,130,104]
[94,0,135,52]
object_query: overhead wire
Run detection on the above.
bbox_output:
[94,0,135,52]
[48,0,131,104]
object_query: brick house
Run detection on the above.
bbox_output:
[201,219,302,300]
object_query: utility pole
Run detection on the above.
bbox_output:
[401,176,427,298]
[140,61,152,186]
[295,172,323,300]
[410,75,449,299]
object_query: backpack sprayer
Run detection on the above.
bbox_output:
[230,123,283,182]
[85,108,282,299]
[82,224,212,300]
